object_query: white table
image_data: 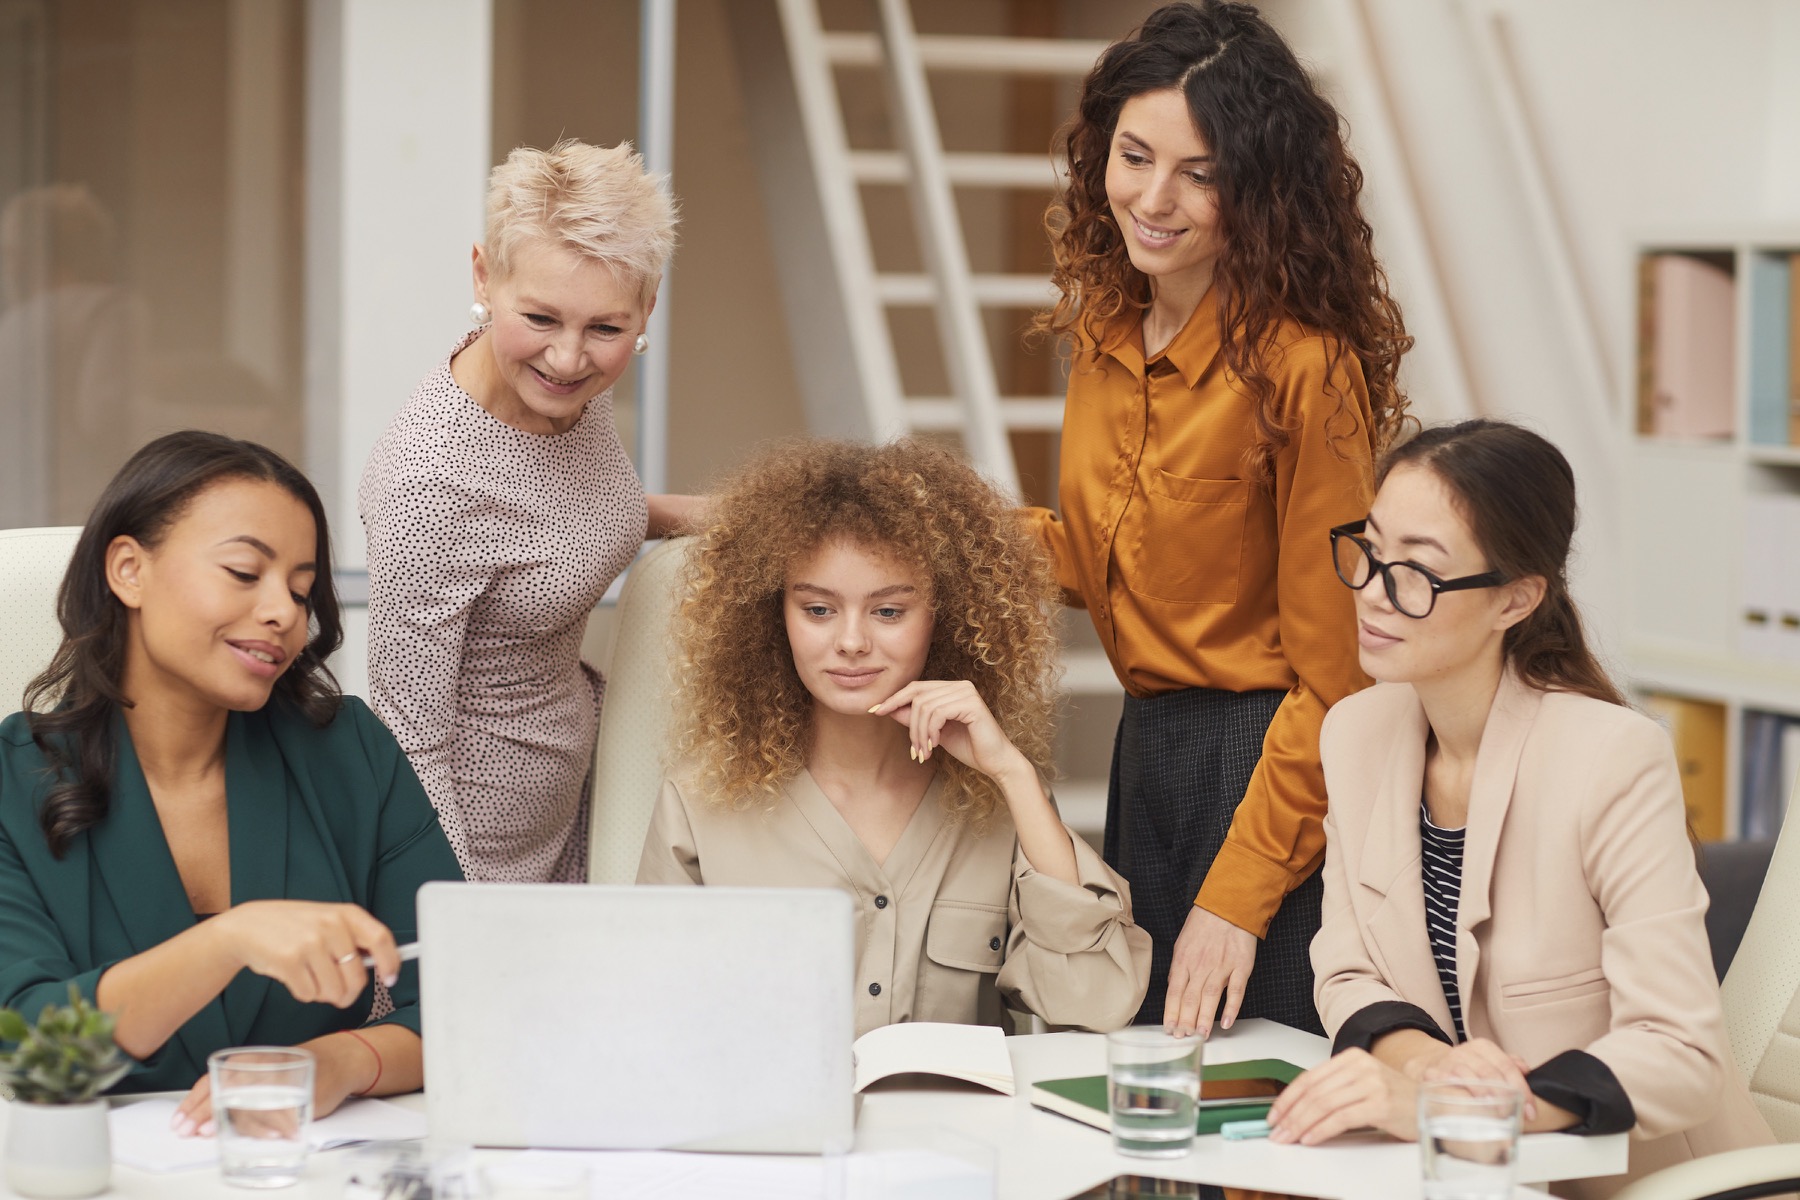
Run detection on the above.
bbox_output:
[856,1021,1625,1200]
[0,1020,1625,1199]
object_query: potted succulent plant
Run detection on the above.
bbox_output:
[1,986,132,1199]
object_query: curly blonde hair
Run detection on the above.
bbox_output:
[673,439,1060,827]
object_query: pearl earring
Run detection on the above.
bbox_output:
[633,333,650,356]
[470,301,490,326]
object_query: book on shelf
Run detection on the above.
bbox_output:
[1739,494,1800,664]
[1639,253,1735,439]
[1748,252,1791,446]
[1791,251,1800,441]
[1740,709,1800,841]
[1641,693,1727,842]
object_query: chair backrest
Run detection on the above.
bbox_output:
[0,527,81,717]
[1721,770,1800,1140]
[586,537,691,885]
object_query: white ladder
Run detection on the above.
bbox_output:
[730,0,1116,834]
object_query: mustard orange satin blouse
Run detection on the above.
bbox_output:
[1023,286,1373,936]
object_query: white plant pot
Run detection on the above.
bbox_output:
[3,1099,112,1199]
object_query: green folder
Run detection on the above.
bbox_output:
[1030,1058,1304,1136]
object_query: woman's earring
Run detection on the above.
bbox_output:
[470,301,491,326]
[633,333,650,356]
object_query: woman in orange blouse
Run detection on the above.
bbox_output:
[1029,0,1411,1035]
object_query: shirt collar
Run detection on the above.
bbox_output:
[1092,283,1222,390]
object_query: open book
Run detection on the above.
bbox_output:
[1031,1058,1304,1136]
[852,1022,1014,1095]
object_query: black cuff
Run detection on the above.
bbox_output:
[1525,1050,1635,1135]
[1331,1001,1454,1056]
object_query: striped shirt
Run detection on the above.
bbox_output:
[1420,801,1467,1043]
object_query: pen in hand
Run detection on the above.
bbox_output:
[358,942,421,970]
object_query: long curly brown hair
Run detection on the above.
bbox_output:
[673,439,1060,827]
[1037,0,1413,481]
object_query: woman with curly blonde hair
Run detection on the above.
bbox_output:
[638,439,1149,1037]
[1027,0,1412,1040]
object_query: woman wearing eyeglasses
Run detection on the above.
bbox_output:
[1264,420,1770,1194]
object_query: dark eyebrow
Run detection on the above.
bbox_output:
[219,535,316,572]
[1364,515,1448,558]
[1116,130,1213,164]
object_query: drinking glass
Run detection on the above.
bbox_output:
[1105,1028,1202,1158]
[206,1046,315,1189]
[1418,1079,1523,1200]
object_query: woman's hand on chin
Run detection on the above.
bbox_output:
[869,679,1029,782]
[1266,1048,1418,1145]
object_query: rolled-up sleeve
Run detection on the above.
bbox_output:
[998,829,1150,1031]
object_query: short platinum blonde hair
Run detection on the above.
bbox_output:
[484,138,678,306]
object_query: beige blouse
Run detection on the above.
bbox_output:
[636,769,1151,1038]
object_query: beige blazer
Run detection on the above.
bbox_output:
[1312,673,1772,1197]
[637,767,1151,1038]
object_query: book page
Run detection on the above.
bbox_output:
[851,1022,1014,1095]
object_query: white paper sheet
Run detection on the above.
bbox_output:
[107,1095,429,1173]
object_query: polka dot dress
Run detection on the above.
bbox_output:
[358,329,648,882]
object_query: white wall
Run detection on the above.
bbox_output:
[1277,0,1800,666]
[307,0,493,698]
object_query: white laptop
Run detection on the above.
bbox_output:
[418,882,856,1153]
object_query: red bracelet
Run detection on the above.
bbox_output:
[342,1029,382,1097]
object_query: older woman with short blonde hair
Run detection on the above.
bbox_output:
[360,139,697,882]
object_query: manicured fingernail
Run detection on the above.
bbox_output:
[168,1110,183,1130]
[174,1116,196,1136]
[925,740,933,754]
[868,704,880,713]
[198,1119,215,1137]
[383,972,398,988]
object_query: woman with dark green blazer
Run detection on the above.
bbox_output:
[0,431,461,1132]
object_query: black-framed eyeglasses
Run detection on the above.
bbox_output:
[1329,520,1506,619]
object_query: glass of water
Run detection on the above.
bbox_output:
[206,1046,315,1188]
[1418,1079,1523,1200]
[1105,1028,1201,1158]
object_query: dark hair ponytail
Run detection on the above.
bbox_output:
[24,431,343,858]
[1378,419,1623,707]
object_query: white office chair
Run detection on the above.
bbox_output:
[0,527,81,717]
[1612,781,1800,1200]
[585,537,692,885]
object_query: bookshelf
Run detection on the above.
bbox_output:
[1622,229,1800,841]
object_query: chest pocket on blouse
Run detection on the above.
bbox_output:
[1123,471,1248,604]
[919,901,1007,1020]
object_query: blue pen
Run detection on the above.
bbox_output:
[1219,1118,1272,1141]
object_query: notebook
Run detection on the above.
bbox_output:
[1030,1058,1304,1136]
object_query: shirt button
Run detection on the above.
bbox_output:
[869,982,882,997]
[988,936,1001,951]
[874,895,888,909]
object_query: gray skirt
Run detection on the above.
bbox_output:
[1105,686,1325,1034]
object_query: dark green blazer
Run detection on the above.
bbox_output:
[0,696,463,1093]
